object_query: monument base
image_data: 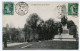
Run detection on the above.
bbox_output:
[53,34,76,41]
[54,34,73,38]
[53,38,76,41]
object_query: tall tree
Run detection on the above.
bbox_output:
[24,13,41,42]
[37,20,44,40]
[44,18,55,40]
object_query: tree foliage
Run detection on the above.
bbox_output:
[24,13,41,42]
[67,20,77,38]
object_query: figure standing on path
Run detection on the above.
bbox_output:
[3,34,7,48]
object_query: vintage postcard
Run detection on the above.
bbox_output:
[2,1,79,50]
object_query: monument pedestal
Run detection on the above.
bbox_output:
[53,38,76,41]
[53,34,76,41]
[54,34,73,39]
[53,24,76,41]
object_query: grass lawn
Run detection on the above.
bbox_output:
[3,40,78,50]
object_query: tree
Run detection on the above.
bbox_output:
[23,24,31,42]
[3,24,10,47]
[54,22,59,35]
[57,22,63,35]
[8,28,19,42]
[69,25,77,38]
[3,24,21,43]
[44,18,55,40]
[3,27,7,48]
[67,20,75,29]
[24,13,41,42]
[67,20,77,38]
[37,20,44,40]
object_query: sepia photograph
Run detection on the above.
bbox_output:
[2,1,79,50]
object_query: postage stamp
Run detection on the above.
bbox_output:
[3,2,14,15]
[15,2,29,16]
[68,3,78,15]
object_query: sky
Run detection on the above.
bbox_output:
[2,2,79,28]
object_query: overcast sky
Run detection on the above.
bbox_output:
[3,2,78,28]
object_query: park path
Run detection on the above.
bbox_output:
[3,42,28,47]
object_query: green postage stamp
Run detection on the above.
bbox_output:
[68,3,78,15]
[3,2,14,15]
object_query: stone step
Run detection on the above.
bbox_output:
[54,34,73,38]
[53,38,76,41]
[61,34,70,35]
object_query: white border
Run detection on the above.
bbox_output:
[0,0,80,51]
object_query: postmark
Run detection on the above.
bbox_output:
[3,2,14,15]
[68,3,78,16]
[15,2,29,16]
